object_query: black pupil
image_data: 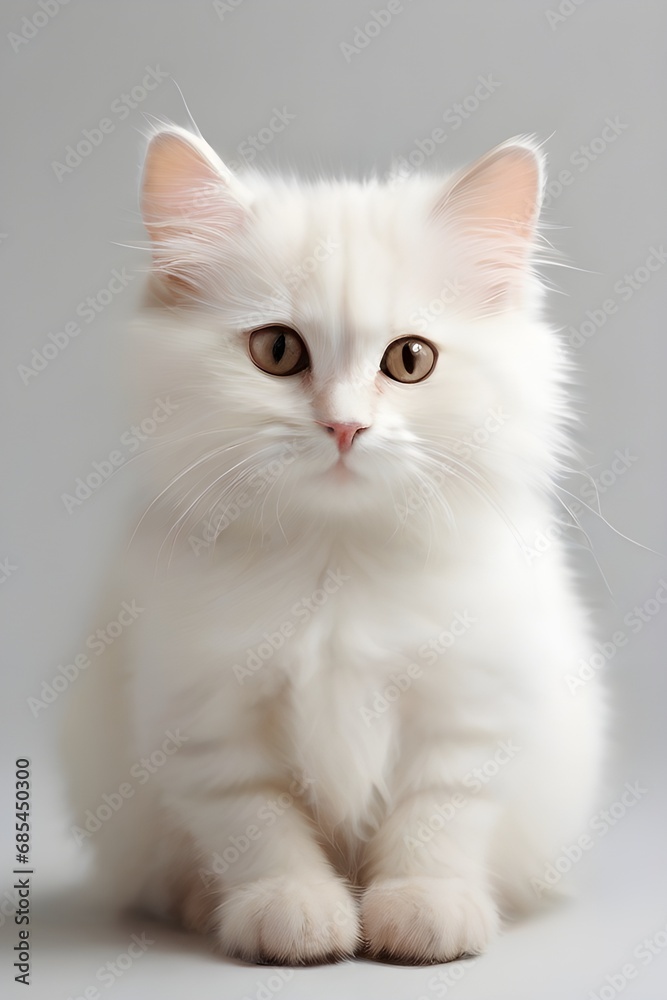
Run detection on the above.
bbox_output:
[272,333,286,364]
[402,341,420,375]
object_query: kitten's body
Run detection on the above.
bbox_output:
[65,132,604,964]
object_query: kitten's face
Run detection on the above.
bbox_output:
[137,129,557,543]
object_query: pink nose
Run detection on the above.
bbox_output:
[318,421,368,453]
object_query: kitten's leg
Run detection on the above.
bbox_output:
[157,723,360,964]
[195,788,359,963]
[360,773,500,963]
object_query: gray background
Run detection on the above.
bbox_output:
[1,0,666,997]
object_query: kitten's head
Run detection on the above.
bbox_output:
[133,126,566,553]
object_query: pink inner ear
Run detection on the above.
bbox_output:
[431,143,543,310]
[437,144,542,244]
[140,130,248,292]
[141,130,245,239]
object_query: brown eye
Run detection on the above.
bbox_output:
[248,326,310,377]
[380,337,437,384]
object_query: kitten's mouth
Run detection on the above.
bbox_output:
[329,456,356,483]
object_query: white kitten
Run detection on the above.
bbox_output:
[64,127,605,965]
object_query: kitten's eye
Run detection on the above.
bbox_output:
[248,326,310,377]
[380,337,437,384]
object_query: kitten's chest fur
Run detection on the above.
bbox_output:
[137,515,539,852]
[195,532,505,839]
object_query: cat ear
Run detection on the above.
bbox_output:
[140,126,250,292]
[432,138,544,307]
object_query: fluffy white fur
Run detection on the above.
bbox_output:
[64,127,605,965]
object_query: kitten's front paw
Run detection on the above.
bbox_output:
[361,876,498,964]
[217,876,360,964]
